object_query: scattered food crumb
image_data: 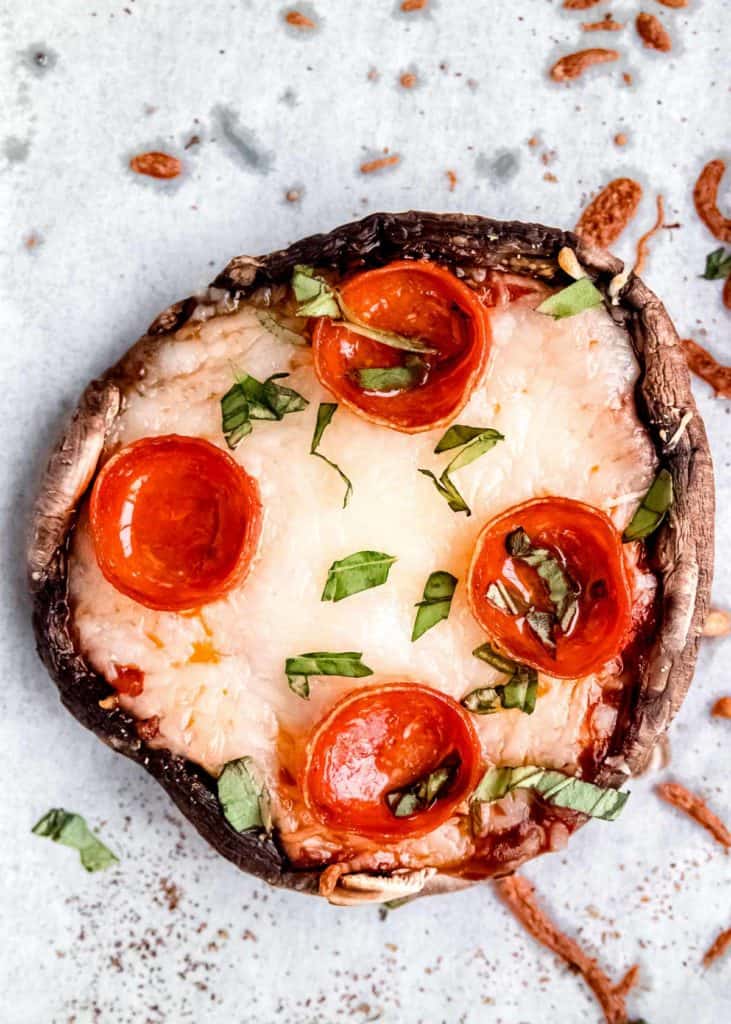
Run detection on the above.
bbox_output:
[401,0,428,10]
[614,132,628,146]
[184,134,201,150]
[636,12,672,52]
[399,71,417,88]
[543,171,558,183]
[284,10,315,30]
[582,15,625,31]
[682,339,731,398]
[622,71,633,85]
[703,927,731,967]
[527,136,539,148]
[550,49,620,82]
[367,67,379,82]
[576,177,643,247]
[563,0,603,8]
[703,608,731,637]
[285,188,302,202]
[159,877,182,911]
[633,194,665,274]
[135,715,161,741]
[655,0,687,8]
[129,151,182,179]
[494,875,638,1024]
[360,154,400,174]
[24,232,42,249]
[656,781,731,849]
[446,169,457,191]
[712,697,731,718]
[693,160,731,243]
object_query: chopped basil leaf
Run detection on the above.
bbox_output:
[412,571,457,641]
[418,468,471,515]
[623,468,673,542]
[32,809,119,872]
[292,264,341,318]
[419,428,504,516]
[472,765,629,821]
[353,356,428,393]
[221,372,308,449]
[291,266,436,353]
[486,580,524,616]
[285,651,373,699]
[256,309,308,346]
[466,644,538,715]
[434,424,492,453]
[702,247,731,281]
[506,527,580,634]
[525,608,557,653]
[536,278,603,319]
[379,896,413,917]
[217,757,271,833]
[386,757,458,817]
[310,403,353,508]
[322,550,397,602]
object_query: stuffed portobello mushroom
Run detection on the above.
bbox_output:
[29,213,714,905]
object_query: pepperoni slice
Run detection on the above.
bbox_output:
[467,498,632,678]
[303,683,482,840]
[312,260,490,432]
[90,435,262,611]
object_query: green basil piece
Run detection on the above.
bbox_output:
[310,403,353,508]
[525,608,556,654]
[702,248,731,281]
[32,809,119,872]
[420,428,504,516]
[322,550,397,602]
[386,758,458,818]
[623,468,673,542]
[221,372,308,449]
[292,264,341,318]
[486,580,524,616]
[256,309,308,346]
[472,765,629,821]
[536,278,603,319]
[412,571,457,641]
[217,757,271,833]
[506,527,580,634]
[285,651,373,699]
[467,643,538,715]
[472,642,518,675]
[461,686,501,714]
[353,356,427,393]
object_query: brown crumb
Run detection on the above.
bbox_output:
[712,697,731,719]
[184,134,200,150]
[656,781,731,849]
[129,151,181,179]
[284,10,315,29]
[613,963,640,999]
[703,927,731,967]
[399,72,417,88]
[655,0,687,7]
[682,339,731,399]
[135,715,161,741]
[367,67,379,82]
[494,875,638,1024]
[285,188,302,203]
[527,136,539,148]
[582,15,624,31]
[693,161,731,242]
[636,12,672,51]
[360,154,400,174]
[543,171,558,183]
[614,132,628,146]
[401,0,427,10]
[633,194,665,274]
[576,177,643,247]
[622,71,633,85]
[446,169,457,191]
[550,48,619,82]
[24,232,42,249]
[563,0,602,8]
[704,608,731,637]
[98,694,120,710]
[242,928,258,941]
[159,877,182,911]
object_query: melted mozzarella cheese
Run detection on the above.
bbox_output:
[69,294,656,867]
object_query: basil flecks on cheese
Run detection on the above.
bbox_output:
[412,571,457,641]
[420,427,504,516]
[353,357,427,393]
[536,278,603,319]
[472,765,629,821]
[386,758,458,818]
[285,651,373,699]
[507,527,580,634]
[310,403,353,508]
[217,757,271,833]
[466,643,538,715]
[32,808,119,872]
[322,550,397,602]
[622,468,673,542]
[221,372,308,449]
[256,309,308,346]
[292,265,436,354]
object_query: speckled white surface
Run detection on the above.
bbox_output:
[1,2,729,1022]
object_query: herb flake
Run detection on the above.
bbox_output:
[420,427,504,516]
[32,809,119,872]
[217,757,271,833]
[465,644,538,715]
[472,765,629,820]
[221,371,308,449]
[623,468,673,542]
[285,651,373,699]
[412,571,458,641]
[536,279,603,319]
[353,357,427,393]
[322,550,397,602]
[310,403,353,508]
[702,248,731,281]
[386,758,458,818]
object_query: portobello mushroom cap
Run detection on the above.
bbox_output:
[28,212,714,902]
